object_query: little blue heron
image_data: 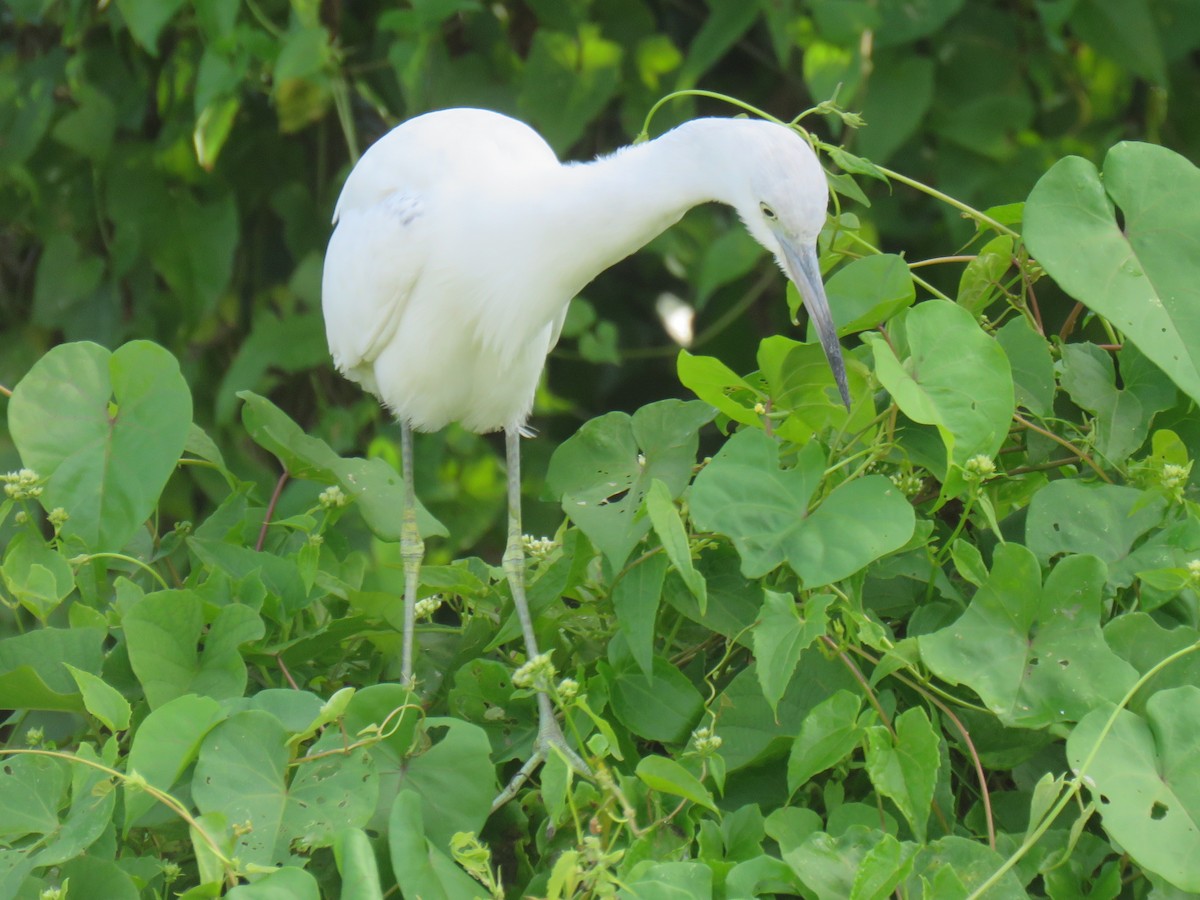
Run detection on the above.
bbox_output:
[321,107,847,788]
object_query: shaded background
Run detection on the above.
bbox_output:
[3,0,1199,553]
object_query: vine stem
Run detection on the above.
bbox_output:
[967,640,1200,898]
[72,552,170,591]
[256,470,290,552]
[0,747,238,884]
[842,642,996,850]
[872,164,1021,239]
[1012,413,1112,483]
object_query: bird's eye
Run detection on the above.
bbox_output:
[760,202,777,220]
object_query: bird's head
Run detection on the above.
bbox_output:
[719,120,849,409]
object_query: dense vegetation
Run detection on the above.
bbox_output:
[3,1,1200,897]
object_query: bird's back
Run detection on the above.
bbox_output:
[333,109,559,219]
[322,109,566,433]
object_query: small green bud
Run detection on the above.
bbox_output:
[318,485,349,509]
[512,652,556,691]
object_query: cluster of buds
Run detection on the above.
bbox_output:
[522,534,558,560]
[3,468,43,501]
[1161,463,1190,494]
[691,725,723,755]
[556,677,580,701]
[889,470,924,497]
[414,594,443,619]
[318,485,349,509]
[512,652,557,691]
[964,455,997,480]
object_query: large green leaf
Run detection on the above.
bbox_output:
[690,429,915,582]
[754,591,832,716]
[546,399,715,570]
[123,590,264,709]
[238,390,446,540]
[124,694,226,828]
[8,341,192,552]
[919,545,1138,727]
[1068,686,1200,892]
[1025,142,1200,404]
[192,710,377,867]
[866,301,1014,474]
[864,707,940,842]
[1059,342,1175,464]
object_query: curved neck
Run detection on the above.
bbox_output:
[535,120,738,295]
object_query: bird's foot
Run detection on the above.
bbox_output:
[491,708,590,812]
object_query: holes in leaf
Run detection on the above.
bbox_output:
[1058,658,1070,668]
[598,488,630,506]
[1151,800,1169,820]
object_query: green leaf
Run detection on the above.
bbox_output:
[397,718,495,850]
[716,655,859,772]
[865,301,1014,472]
[0,626,104,712]
[0,754,67,839]
[225,867,321,899]
[1,531,74,620]
[756,336,873,436]
[32,233,104,326]
[856,56,934,164]
[676,350,761,426]
[646,478,706,613]
[58,856,139,900]
[115,0,188,53]
[124,590,264,708]
[874,0,965,47]
[335,827,385,899]
[754,591,832,716]
[193,710,378,867]
[388,791,482,900]
[636,755,717,812]
[906,835,1026,898]
[518,27,621,151]
[611,553,668,678]
[864,707,940,842]
[238,390,447,540]
[820,254,916,334]
[1068,686,1200,893]
[995,316,1055,417]
[64,664,131,732]
[787,690,865,793]
[124,694,226,828]
[608,655,704,744]
[8,341,193,552]
[956,235,1012,317]
[546,400,715,569]
[1025,481,1164,586]
[1070,0,1167,85]
[690,429,915,582]
[788,825,916,900]
[1025,143,1200,403]
[919,546,1138,727]
[1060,343,1175,464]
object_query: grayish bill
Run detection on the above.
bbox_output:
[780,237,851,410]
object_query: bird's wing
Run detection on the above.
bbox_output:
[321,189,430,394]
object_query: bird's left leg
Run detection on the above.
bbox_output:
[399,422,423,689]
[493,427,589,809]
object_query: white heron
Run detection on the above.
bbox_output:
[321,107,848,789]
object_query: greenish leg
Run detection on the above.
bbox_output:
[399,422,423,689]
[492,427,589,810]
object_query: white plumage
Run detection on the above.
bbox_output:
[322,108,845,433]
[320,108,845,801]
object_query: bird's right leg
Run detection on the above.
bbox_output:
[492,427,589,810]
[399,422,423,689]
